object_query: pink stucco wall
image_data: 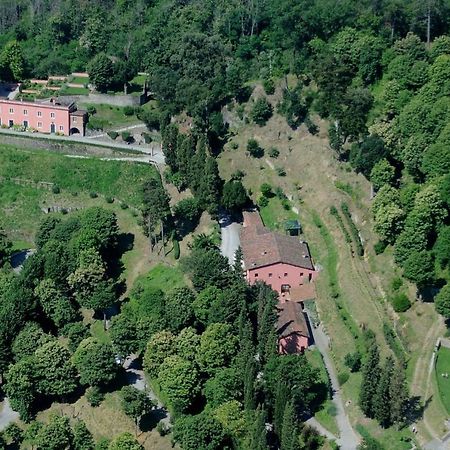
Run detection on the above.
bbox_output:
[246,262,316,296]
[278,334,309,354]
[0,100,71,135]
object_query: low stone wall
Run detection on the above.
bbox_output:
[58,92,150,107]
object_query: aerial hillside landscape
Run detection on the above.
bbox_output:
[0,1,450,450]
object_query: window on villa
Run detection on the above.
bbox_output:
[254,273,259,277]
[281,284,291,293]
[50,112,55,118]
[37,111,42,117]
[284,272,288,277]
[300,272,304,276]
[23,109,28,115]
[9,108,14,114]
[37,122,42,128]
[268,273,273,277]
[59,126,64,131]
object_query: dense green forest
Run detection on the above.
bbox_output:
[1,0,450,448]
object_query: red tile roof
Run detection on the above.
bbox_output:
[240,211,314,271]
[276,302,310,339]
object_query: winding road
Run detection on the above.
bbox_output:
[307,321,360,450]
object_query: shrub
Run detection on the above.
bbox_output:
[276,167,286,176]
[260,183,273,197]
[52,185,60,194]
[337,371,349,386]
[305,117,319,135]
[268,147,279,158]
[105,196,114,204]
[87,106,96,115]
[173,239,180,260]
[141,132,152,144]
[86,386,105,407]
[281,199,291,210]
[230,142,239,150]
[344,352,361,372]
[341,202,364,256]
[121,131,133,143]
[251,97,273,126]
[391,277,403,291]
[123,106,134,116]
[374,240,387,254]
[89,191,98,198]
[263,78,275,95]
[156,422,170,437]
[120,203,128,210]
[231,169,245,180]
[247,138,264,158]
[107,131,118,140]
[391,293,411,312]
[274,186,286,199]
[258,196,269,207]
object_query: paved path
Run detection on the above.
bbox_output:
[0,128,165,164]
[124,355,170,427]
[220,221,241,265]
[0,397,19,431]
[308,320,360,450]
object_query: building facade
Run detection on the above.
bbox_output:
[0,98,87,136]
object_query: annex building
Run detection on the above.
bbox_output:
[0,98,87,136]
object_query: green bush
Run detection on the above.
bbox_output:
[341,202,364,256]
[391,277,403,291]
[337,371,349,386]
[268,147,279,158]
[87,116,106,131]
[89,191,98,198]
[230,142,239,150]
[305,117,318,135]
[121,131,133,143]
[107,131,118,140]
[173,238,180,260]
[87,106,96,116]
[123,106,135,116]
[261,183,273,198]
[344,352,361,372]
[105,196,114,204]
[52,185,60,194]
[251,97,273,126]
[263,78,275,95]
[86,386,105,407]
[120,203,128,210]
[374,240,387,254]
[258,196,269,207]
[247,138,264,158]
[281,199,290,210]
[276,167,286,176]
[141,132,152,144]
[391,293,411,312]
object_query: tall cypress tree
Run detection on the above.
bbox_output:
[246,406,269,450]
[274,383,289,437]
[177,133,195,187]
[359,340,381,418]
[374,356,394,427]
[198,157,222,215]
[243,356,257,411]
[280,400,298,450]
[161,123,179,172]
[389,359,408,426]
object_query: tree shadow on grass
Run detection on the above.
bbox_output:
[404,395,432,426]
[139,409,168,432]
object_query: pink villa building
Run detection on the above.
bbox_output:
[0,98,87,136]
[240,210,317,354]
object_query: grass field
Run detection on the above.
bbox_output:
[436,346,450,414]
[60,86,89,95]
[259,196,298,230]
[134,263,187,293]
[70,76,90,85]
[81,103,142,130]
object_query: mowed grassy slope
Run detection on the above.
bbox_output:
[0,144,156,205]
[436,346,450,414]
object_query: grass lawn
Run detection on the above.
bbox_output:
[36,393,176,450]
[436,346,450,414]
[259,196,297,230]
[135,263,186,293]
[81,103,142,130]
[315,400,340,437]
[60,86,89,95]
[70,76,90,85]
[0,145,156,206]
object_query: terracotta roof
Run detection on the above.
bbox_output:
[276,302,310,339]
[240,212,314,271]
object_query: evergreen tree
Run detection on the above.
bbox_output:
[161,124,179,172]
[274,383,289,437]
[280,400,298,450]
[374,356,394,427]
[246,406,268,450]
[359,340,381,418]
[198,157,222,216]
[389,359,408,426]
[243,356,256,411]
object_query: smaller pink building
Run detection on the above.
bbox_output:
[0,98,87,136]
[277,302,310,354]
